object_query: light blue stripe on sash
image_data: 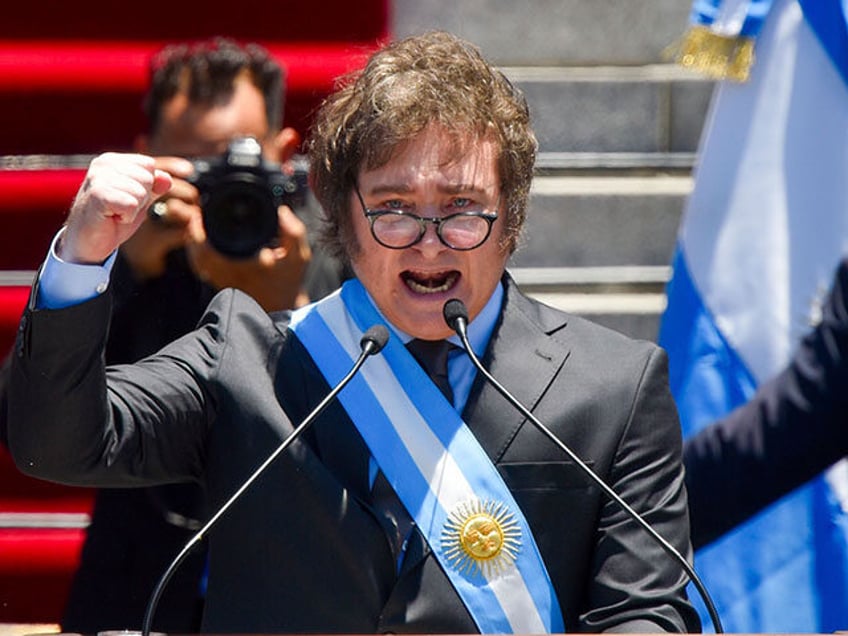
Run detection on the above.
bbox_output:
[290,280,564,633]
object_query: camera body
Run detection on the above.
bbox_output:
[189,136,305,258]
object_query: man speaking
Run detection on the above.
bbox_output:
[7,31,699,633]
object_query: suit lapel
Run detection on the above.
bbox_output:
[463,276,571,462]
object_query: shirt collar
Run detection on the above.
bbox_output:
[360,280,503,359]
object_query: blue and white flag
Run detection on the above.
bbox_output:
[660,0,848,631]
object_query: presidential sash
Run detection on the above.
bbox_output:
[290,279,564,633]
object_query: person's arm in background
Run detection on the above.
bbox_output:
[685,259,848,549]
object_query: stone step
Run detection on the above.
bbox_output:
[515,174,691,268]
[511,266,667,341]
[393,0,714,155]
[509,264,670,293]
[392,0,691,66]
[504,65,713,154]
[510,265,669,342]
[0,271,34,285]
[537,151,696,175]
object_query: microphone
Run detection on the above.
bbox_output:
[443,299,723,634]
[141,324,389,636]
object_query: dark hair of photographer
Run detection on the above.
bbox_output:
[119,36,346,314]
[146,37,284,136]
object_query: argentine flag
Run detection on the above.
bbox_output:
[659,0,848,631]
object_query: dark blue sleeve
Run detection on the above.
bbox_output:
[685,258,848,549]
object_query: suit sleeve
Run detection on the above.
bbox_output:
[7,285,225,487]
[586,345,701,633]
[685,259,848,549]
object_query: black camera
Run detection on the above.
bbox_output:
[189,136,306,259]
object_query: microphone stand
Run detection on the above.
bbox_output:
[443,299,723,634]
[141,325,388,636]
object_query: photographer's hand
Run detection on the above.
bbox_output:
[120,156,199,281]
[60,153,177,265]
[185,204,312,312]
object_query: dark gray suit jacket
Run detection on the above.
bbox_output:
[8,275,699,633]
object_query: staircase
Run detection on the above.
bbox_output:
[393,0,714,342]
[0,0,387,624]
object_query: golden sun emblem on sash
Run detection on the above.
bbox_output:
[441,499,522,576]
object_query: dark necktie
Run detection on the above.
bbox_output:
[370,339,455,570]
[405,338,454,403]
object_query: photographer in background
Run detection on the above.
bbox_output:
[59,37,345,633]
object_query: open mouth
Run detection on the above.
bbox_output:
[402,270,459,294]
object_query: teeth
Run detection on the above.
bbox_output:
[405,272,458,294]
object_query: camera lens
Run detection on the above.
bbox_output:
[201,175,278,258]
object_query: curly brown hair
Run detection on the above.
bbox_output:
[307,31,537,265]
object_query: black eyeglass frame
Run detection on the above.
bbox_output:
[354,185,499,251]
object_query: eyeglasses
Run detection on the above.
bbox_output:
[354,186,498,251]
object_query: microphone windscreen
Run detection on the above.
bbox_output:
[443,299,468,332]
[361,324,390,353]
